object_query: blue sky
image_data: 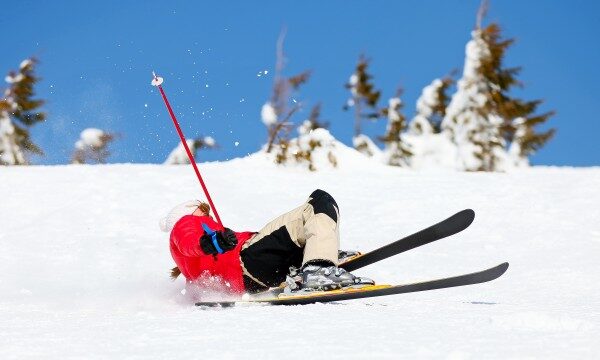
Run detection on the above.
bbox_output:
[2,0,599,166]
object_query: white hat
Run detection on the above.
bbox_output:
[159,200,205,232]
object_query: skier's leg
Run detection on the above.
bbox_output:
[239,189,340,291]
[297,190,373,290]
[240,202,306,291]
[298,189,340,266]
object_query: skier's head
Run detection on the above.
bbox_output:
[192,201,211,217]
[159,200,211,232]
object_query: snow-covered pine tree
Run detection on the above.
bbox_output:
[262,28,311,166]
[481,24,555,166]
[163,136,216,165]
[507,110,554,166]
[293,103,338,171]
[379,90,412,166]
[344,55,381,156]
[441,3,503,171]
[0,58,46,165]
[410,75,454,135]
[71,128,117,164]
[442,1,554,171]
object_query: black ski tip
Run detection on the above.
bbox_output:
[458,208,476,227]
[487,262,509,281]
[498,262,509,274]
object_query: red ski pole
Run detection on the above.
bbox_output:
[151,72,224,229]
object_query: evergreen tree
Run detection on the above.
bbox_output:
[442,2,554,171]
[379,90,412,166]
[0,58,46,165]
[294,103,337,171]
[410,74,454,135]
[480,23,556,166]
[71,128,117,164]
[344,55,381,156]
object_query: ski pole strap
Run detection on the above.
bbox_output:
[201,223,223,254]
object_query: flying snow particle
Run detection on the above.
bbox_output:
[257,70,269,77]
[144,104,148,108]
[234,141,240,147]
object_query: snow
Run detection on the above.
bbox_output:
[1,157,599,358]
[203,136,215,147]
[4,73,24,84]
[348,74,358,96]
[353,134,382,158]
[415,79,442,119]
[19,59,33,69]
[0,110,25,165]
[438,29,512,171]
[508,117,529,167]
[409,79,442,136]
[75,128,106,149]
[404,132,457,170]
[260,102,277,126]
[387,97,402,122]
[164,139,195,164]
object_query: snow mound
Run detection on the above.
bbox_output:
[260,128,386,172]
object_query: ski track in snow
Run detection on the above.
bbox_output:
[1,159,599,359]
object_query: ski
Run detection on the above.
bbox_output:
[340,209,475,272]
[195,262,509,306]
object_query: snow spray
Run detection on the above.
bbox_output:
[151,72,225,229]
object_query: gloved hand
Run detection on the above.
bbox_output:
[200,227,238,255]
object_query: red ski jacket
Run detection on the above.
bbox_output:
[169,215,255,293]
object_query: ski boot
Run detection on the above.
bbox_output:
[285,261,374,293]
[338,249,362,263]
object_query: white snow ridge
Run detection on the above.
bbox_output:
[1,160,599,359]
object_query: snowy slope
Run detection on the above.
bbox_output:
[1,153,599,359]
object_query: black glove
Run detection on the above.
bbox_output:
[200,228,238,255]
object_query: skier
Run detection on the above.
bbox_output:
[162,189,373,295]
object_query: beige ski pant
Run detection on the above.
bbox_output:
[240,189,340,290]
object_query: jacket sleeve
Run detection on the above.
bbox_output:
[171,217,204,257]
[172,216,223,257]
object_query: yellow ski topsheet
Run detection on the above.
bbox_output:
[247,284,393,302]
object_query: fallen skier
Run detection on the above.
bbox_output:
[161,189,372,297]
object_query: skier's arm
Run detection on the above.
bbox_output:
[173,217,237,257]
[172,220,204,257]
[199,228,238,255]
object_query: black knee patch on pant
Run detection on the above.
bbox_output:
[308,189,338,222]
[241,226,303,289]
